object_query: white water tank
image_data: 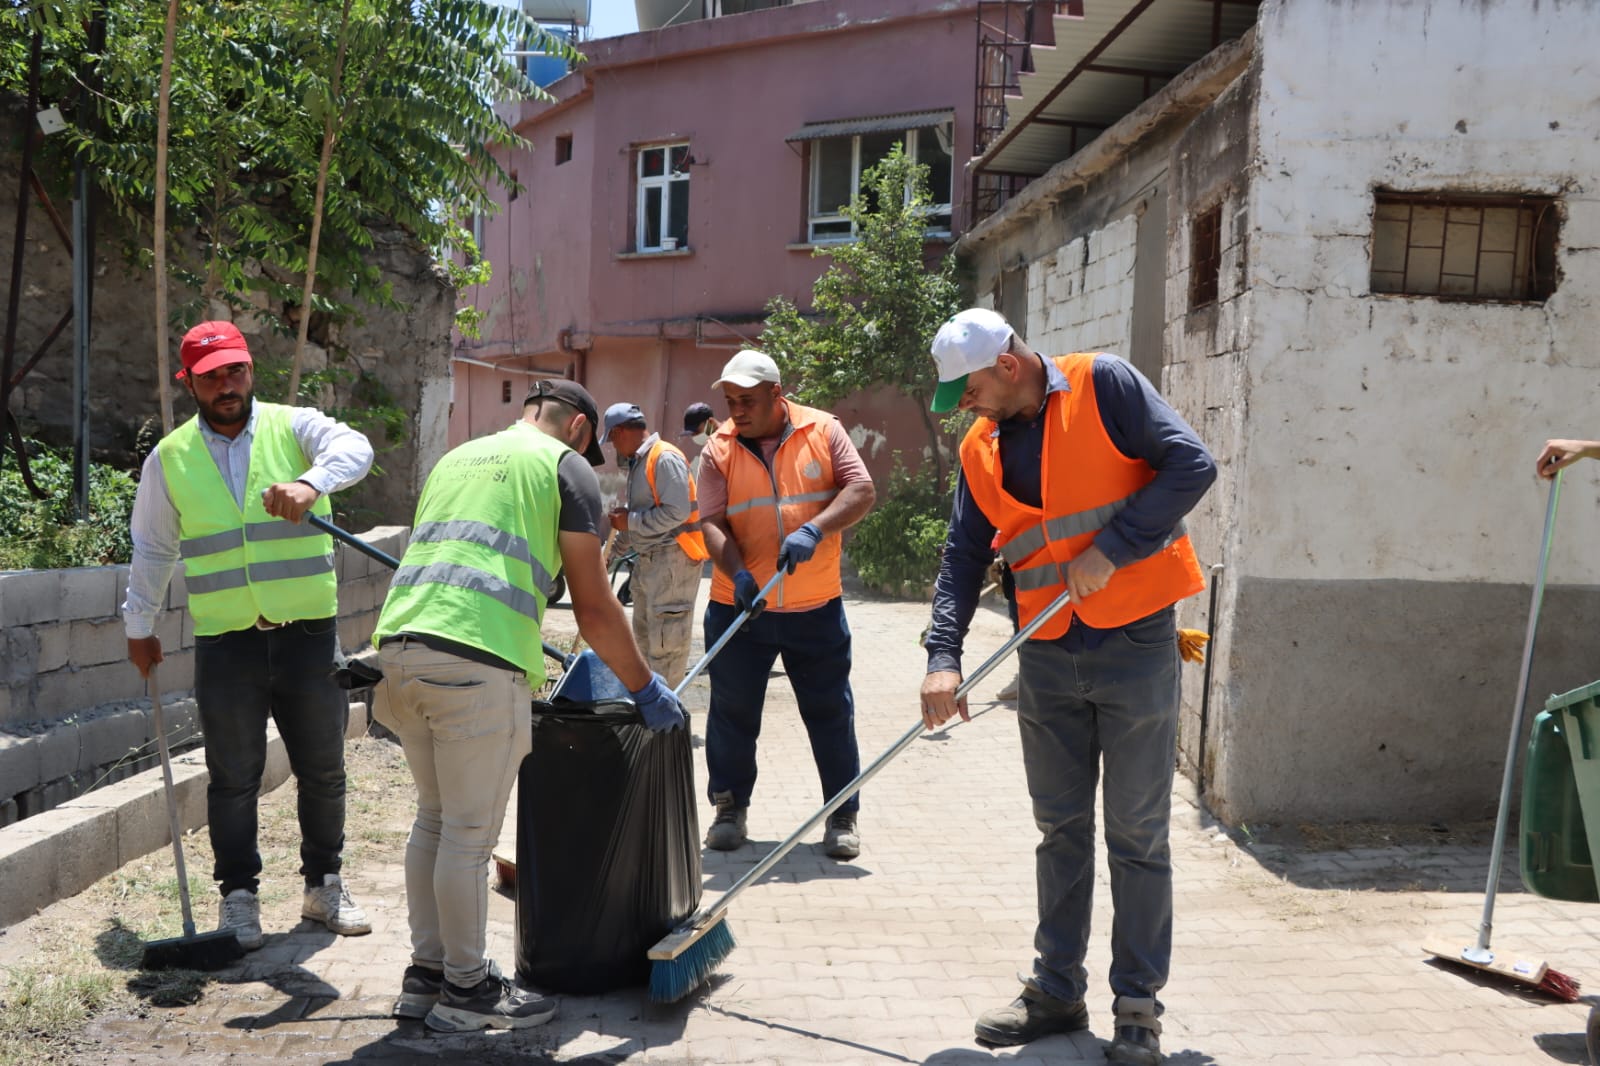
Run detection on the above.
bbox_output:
[523,0,589,24]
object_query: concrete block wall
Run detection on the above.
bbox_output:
[0,707,323,930]
[1025,214,1138,358]
[0,525,408,825]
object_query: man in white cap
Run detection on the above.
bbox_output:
[601,401,709,686]
[918,309,1216,1064]
[696,349,876,859]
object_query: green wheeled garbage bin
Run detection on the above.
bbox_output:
[1520,681,1600,902]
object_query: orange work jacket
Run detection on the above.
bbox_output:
[643,438,710,562]
[706,400,842,612]
[959,353,1204,638]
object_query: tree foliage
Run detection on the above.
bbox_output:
[759,142,964,486]
[3,0,563,348]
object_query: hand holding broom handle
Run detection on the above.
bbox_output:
[671,570,785,699]
[649,583,1076,966]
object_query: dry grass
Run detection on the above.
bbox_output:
[0,734,413,1064]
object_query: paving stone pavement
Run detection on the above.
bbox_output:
[9,578,1600,1064]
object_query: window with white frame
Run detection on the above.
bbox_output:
[636,143,690,252]
[808,123,953,242]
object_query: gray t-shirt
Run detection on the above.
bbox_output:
[556,449,605,537]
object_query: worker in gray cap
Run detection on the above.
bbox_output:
[602,401,710,686]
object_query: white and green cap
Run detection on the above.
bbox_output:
[930,308,1014,413]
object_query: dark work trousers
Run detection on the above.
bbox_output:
[1016,606,1179,1017]
[702,597,862,815]
[194,617,349,895]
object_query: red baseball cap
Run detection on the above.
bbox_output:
[177,321,253,380]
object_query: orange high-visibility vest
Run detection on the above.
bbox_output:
[643,438,710,562]
[959,353,1204,638]
[706,399,842,611]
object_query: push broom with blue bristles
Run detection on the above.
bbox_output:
[647,582,1081,1003]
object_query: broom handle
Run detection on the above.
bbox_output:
[304,513,573,666]
[149,666,198,939]
[685,584,1076,929]
[1470,471,1562,959]
[673,570,785,699]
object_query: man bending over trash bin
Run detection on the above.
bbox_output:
[370,378,687,1033]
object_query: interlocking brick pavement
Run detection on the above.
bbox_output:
[4,577,1597,1064]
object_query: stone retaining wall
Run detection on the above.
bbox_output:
[0,526,409,824]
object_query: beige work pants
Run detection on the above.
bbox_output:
[629,542,703,687]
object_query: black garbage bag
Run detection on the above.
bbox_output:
[514,650,702,993]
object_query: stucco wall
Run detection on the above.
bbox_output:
[1209,0,1600,823]
[452,0,979,479]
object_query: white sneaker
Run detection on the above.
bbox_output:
[997,674,1020,701]
[302,873,372,936]
[218,888,263,950]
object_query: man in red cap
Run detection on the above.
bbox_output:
[122,320,376,952]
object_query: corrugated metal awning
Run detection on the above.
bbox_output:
[785,108,954,143]
[977,1,1260,178]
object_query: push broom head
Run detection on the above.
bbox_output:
[648,918,735,1003]
[141,927,244,972]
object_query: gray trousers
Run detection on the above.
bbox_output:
[1016,606,1178,1023]
[630,542,703,687]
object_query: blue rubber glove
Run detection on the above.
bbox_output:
[733,568,767,617]
[629,673,686,733]
[777,522,824,575]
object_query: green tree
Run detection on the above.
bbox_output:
[4,0,565,402]
[759,142,963,488]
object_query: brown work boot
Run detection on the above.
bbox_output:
[974,987,1089,1047]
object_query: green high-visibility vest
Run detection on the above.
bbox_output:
[159,403,336,636]
[373,420,566,684]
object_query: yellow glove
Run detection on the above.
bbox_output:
[1178,628,1210,664]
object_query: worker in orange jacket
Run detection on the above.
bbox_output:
[695,350,876,860]
[921,309,1216,1065]
[602,402,710,687]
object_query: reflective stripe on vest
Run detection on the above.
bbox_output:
[371,420,567,683]
[158,402,337,636]
[959,353,1205,636]
[705,399,843,611]
[644,439,710,562]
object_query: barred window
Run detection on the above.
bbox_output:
[1371,192,1559,302]
[1189,204,1222,311]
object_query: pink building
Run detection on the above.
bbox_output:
[453,0,982,484]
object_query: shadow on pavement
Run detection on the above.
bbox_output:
[921,1033,1220,1064]
[1193,802,1537,895]
[710,1002,919,1062]
[1533,1028,1591,1064]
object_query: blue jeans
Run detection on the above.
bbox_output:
[193,618,349,895]
[703,597,861,814]
[1016,606,1179,1013]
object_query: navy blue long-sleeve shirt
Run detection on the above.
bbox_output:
[924,352,1217,674]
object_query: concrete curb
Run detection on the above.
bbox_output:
[0,700,369,930]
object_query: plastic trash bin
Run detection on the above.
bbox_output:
[1520,680,1600,902]
[513,650,702,993]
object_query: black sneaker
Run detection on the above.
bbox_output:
[974,988,1090,1047]
[1107,1023,1163,1065]
[393,964,443,1019]
[424,970,557,1032]
[822,810,860,859]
